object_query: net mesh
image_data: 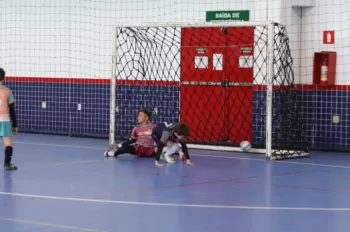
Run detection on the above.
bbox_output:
[271,24,308,157]
[1,0,349,152]
[112,23,308,158]
[0,0,113,137]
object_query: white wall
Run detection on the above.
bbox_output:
[0,0,281,80]
[279,0,303,84]
[300,0,350,84]
[0,0,113,79]
[3,0,346,85]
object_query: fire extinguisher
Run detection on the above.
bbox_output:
[321,58,328,84]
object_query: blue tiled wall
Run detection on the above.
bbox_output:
[252,90,266,146]
[6,82,179,140]
[115,84,180,139]
[299,89,350,151]
[253,88,350,151]
[8,82,71,134]
[6,81,349,151]
[252,89,306,150]
[71,83,110,136]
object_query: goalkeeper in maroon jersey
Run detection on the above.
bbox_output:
[152,122,194,167]
[104,108,156,157]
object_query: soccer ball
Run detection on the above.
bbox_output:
[240,140,252,152]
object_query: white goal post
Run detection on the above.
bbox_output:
[109,21,310,160]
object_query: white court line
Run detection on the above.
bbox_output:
[55,160,105,166]
[192,154,350,169]
[0,191,350,211]
[15,141,104,150]
[14,141,350,169]
[0,216,105,232]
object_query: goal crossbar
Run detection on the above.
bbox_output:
[114,21,273,29]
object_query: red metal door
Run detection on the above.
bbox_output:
[180,27,254,144]
[225,27,254,143]
[180,27,226,143]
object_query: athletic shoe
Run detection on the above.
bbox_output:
[164,155,176,163]
[4,164,17,171]
[104,150,116,157]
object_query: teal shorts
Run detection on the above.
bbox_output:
[0,121,13,137]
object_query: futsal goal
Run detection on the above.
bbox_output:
[108,21,309,160]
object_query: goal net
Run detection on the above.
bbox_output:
[110,22,309,160]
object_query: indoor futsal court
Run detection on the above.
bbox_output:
[0,134,350,231]
[2,0,350,231]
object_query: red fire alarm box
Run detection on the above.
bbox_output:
[313,51,336,86]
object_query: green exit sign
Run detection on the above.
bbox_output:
[206,10,249,22]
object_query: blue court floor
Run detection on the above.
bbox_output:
[0,134,350,231]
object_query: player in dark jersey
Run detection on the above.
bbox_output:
[104,108,156,157]
[152,122,194,167]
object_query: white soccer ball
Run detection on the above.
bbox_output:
[240,141,252,152]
